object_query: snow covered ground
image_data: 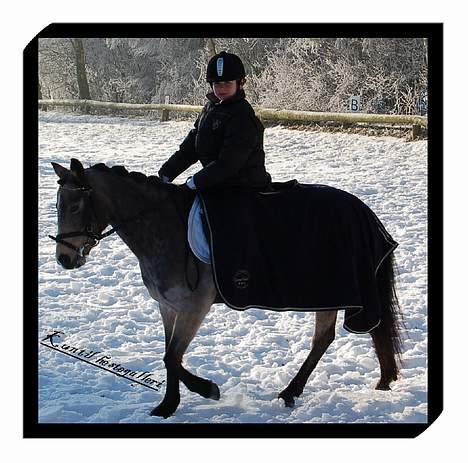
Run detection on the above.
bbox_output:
[37,111,427,424]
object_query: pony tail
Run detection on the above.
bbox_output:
[372,253,404,386]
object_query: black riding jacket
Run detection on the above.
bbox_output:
[158,89,271,191]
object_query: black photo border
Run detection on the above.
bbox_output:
[24,23,443,438]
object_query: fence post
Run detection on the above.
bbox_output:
[411,124,422,140]
[161,96,170,122]
[82,99,90,114]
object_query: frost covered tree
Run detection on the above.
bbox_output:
[154,37,207,104]
[39,38,160,103]
[39,38,77,99]
[39,37,427,114]
[206,38,217,58]
[86,38,161,103]
[251,38,427,114]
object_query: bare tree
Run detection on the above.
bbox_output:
[70,38,91,100]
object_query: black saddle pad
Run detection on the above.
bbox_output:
[198,182,398,333]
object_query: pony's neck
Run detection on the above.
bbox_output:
[86,168,188,260]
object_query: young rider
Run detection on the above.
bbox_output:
[158,51,271,192]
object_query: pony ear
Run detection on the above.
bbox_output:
[51,162,69,180]
[70,158,86,185]
[70,158,85,176]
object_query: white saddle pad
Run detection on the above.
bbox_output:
[188,195,211,264]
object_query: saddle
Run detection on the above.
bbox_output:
[197,181,398,334]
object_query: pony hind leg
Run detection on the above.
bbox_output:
[371,329,399,390]
[279,310,337,407]
[159,303,220,401]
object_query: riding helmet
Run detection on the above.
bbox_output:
[206,51,246,82]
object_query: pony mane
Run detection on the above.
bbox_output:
[91,162,168,187]
[89,163,196,217]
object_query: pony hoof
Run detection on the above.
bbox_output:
[375,383,391,391]
[150,407,173,418]
[278,392,295,408]
[208,382,220,400]
[150,401,178,418]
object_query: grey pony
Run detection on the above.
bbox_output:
[50,159,403,418]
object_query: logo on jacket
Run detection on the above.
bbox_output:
[233,270,250,289]
[216,57,224,77]
[212,119,221,130]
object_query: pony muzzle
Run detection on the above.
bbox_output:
[50,234,91,269]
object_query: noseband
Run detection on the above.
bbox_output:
[48,186,116,256]
[48,228,117,255]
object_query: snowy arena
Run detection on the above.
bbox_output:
[38,112,428,424]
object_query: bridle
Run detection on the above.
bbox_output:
[48,185,116,256]
[49,181,200,292]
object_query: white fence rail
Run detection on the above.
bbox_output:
[38,99,427,136]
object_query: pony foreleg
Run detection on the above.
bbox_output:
[151,305,213,418]
[151,354,180,418]
[279,310,337,407]
[159,303,220,401]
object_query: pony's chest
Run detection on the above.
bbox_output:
[139,264,191,304]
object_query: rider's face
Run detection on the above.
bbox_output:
[212,80,238,101]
